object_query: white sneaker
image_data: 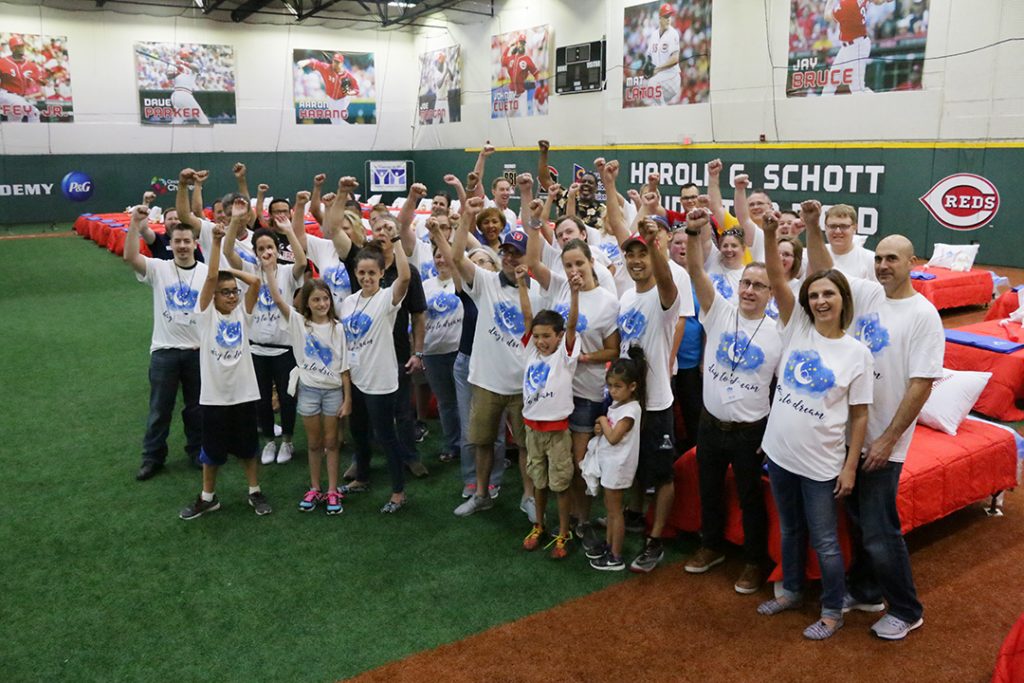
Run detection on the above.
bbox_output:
[277,442,294,464]
[871,614,924,640]
[261,441,277,465]
[453,494,494,517]
[520,495,538,524]
[273,423,283,437]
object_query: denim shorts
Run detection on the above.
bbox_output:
[296,382,345,417]
[569,396,606,433]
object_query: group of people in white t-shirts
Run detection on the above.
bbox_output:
[125,149,943,644]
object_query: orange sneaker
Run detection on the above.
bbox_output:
[546,532,573,560]
[523,524,545,551]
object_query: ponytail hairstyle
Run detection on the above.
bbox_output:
[606,344,648,409]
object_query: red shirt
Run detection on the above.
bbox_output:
[0,57,44,96]
[501,48,539,95]
[311,60,360,100]
[832,0,869,42]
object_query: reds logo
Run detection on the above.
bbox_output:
[919,173,1000,231]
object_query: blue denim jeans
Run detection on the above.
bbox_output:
[350,386,407,494]
[422,351,460,456]
[142,348,201,465]
[846,461,923,623]
[453,352,506,487]
[767,458,846,620]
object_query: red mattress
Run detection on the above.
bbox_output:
[945,320,1024,421]
[993,612,1024,683]
[911,267,992,310]
[663,419,1017,582]
[987,289,1021,322]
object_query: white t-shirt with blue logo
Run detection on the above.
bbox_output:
[848,281,943,463]
[283,311,349,391]
[699,293,782,423]
[522,335,580,422]
[617,284,682,411]
[243,262,301,357]
[340,287,403,395]
[541,271,620,403]
[541,238,617,298]
[412,238,439,282]
[305,234,352,311]
[138,258,208,353]
[197,304,260,406]
[705,245,744,305]
[466,269,542,395]
[762,310,874,481]
[422,276,463,356]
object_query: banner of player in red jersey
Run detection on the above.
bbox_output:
[490,26,551,119]
[293,49,376,125]
[134,42,237,125]
[787,0,929,96]
[0,32,74,123]
[622,1,711,108]
[418,45,462,125]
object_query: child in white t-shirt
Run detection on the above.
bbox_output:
[266,273,352,516]
[581,347,645,572]
[519,266,580,560]
[180,223,272,520]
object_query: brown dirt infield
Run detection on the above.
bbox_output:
[351,493,1024,683]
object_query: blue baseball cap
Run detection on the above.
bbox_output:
[500,229,528,254]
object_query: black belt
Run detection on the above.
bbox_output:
[701,408,766,433]
[251,342,291,350]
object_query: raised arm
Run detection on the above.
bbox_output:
[684,209,717,314]
[600,159,630,246]
[706,158,727,229]
[191,169,208,221]
[470,142,495,199]
[515,264,533,332]
[199,223,226,312]
[398,182,426,257]
[524,198,552,290]
[233,162,250,200]
[452,196,482,285]
[516,173,535,227]
[310,173,326,226]
[176,168,203,235]
[641,221,678,310]
[732,173,757,248]
[427,217,463,291]
[443,173,467,207]
[291,190,311,256]
[801,200,832,273]
[254,183,269,229]
[763,211,794,325]
[565,273,581,353]
[537,139,553,190]
[390,234,411,306]
[222,197,248,270]
[323,177,357,259]
[124,205,150,275]
[261,261,292,322]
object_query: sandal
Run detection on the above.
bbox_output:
[803,618,844,640]
[340,482,369,494]
[757,596,804,616]
[380,498,406,514]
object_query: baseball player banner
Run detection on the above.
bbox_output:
[293,49,376,125]
[787,0,930,97]
[418,45,462,125]
[622,1,712,108]
[0,33,74,123]
[134,42,237,125]
[491,25,552,119]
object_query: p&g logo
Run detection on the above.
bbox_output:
[61,171,94,202]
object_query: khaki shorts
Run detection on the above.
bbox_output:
[525,427,573,492]
[468,384,526,448]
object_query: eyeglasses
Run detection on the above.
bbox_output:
[826,224,854,233]
[217,288,241,297]
[738,279,770,292]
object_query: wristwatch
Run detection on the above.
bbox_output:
[414,351,424,359]
[526,218,542,229]
[684,227,702,236]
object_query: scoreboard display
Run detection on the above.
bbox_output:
[555,39,606,95]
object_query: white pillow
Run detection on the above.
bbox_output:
[927,243,979,271]
[918,369,992,435]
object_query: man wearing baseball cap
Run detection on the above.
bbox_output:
[296,52,361,124]
[641,2,681,106]
[452,199,542,522]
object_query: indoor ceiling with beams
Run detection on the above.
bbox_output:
[2,0,494,29]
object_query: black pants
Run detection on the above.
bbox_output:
[696,413,769,566]
[252,351,297,440]
[673,366,703,454]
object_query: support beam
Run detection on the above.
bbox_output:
[380,0,463,28]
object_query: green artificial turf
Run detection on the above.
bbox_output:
[1,236,696,682]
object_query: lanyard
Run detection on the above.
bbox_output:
[173,262,198,297]
[730,308,766,373]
